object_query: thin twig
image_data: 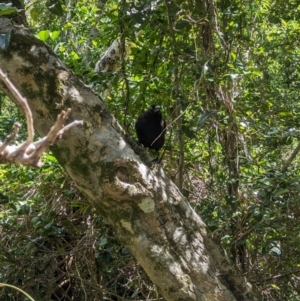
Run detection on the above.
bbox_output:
[0,283,35,301]
[150,105,189,147]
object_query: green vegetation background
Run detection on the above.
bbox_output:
[1,0,300,300]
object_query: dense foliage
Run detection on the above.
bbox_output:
[1,0,300,300]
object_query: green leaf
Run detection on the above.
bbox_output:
[37,30,50,41]
[71,51,79,60]
[175,21,191,30]
[31,216,40,224]
[273,188,289,197]
[230,51,237,61]
[47,0,64,16]
[30,7,39,22]
[44,222,53,232]
[98,236,108,247]
[276,110,292,117]
[0,3,17,16]
[50,31,60,41]
[17,204,30,215]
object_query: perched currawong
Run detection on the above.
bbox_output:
[135,105,166,152]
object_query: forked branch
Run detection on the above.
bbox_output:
[0,69,83,167]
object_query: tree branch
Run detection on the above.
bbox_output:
[0,68,34,147]
[0,69,83,167]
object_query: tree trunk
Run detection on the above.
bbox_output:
[0,20,259,301]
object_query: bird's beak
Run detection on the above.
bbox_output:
[154,105,161,112]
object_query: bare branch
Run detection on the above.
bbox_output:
[32,110,83,159]
[0,69,83,168]
[0,69,34,147]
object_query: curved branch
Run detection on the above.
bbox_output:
[0,69,83,167]
[0,68,34,146]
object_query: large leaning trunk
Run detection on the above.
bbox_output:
[0,19,259,301]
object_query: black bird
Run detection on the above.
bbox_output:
[135,105,166,152]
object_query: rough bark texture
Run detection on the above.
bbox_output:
[0,20,259,301]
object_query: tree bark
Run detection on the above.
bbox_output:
[0,20,259,301]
